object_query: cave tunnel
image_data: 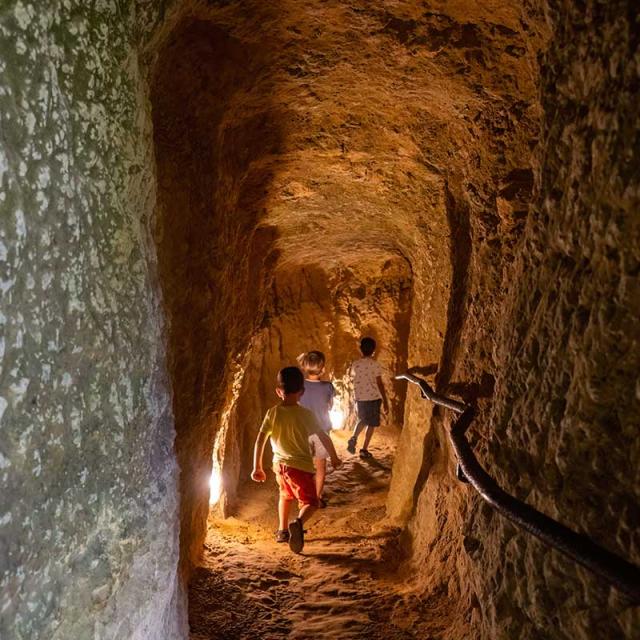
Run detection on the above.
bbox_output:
[1,1,639,639]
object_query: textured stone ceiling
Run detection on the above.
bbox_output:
[152,0,543,275]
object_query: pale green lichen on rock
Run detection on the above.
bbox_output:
[0,1,184,638]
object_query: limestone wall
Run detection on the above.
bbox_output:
[0,2,185,638]
[150,13,285,576]
[404,2,640,639]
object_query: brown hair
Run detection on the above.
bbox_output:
[296,350,326,376]
[277,367,305,394]
[360,337,376,356]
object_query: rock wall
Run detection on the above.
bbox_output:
[2,0,636,637]
[476,3,640,636]
[150,14,286,575]
[0,2,185,638]
[403,2,640,639]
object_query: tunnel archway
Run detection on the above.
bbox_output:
[150,6,455,583]
[148,1,538,633]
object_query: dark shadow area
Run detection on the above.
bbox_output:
[407,184,472,518]
[445,372,495,406]
[189,565,294,640]
[306,530,400,545]
[360,457,393,472]
[151,17,285,579]
[436,183,472,390]
[306,552,381,570]
[407,363,439,377]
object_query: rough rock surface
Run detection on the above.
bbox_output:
[150,0,540,587]
[2,0,639,638]
[405,2,640,640]
[0,2,185,638]
[432,2,640,640]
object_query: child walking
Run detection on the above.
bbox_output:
[251,366,341,553]
[347,337,389,458]
[297,351,335,507]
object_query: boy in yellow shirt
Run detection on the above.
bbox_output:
[252,366,341,553]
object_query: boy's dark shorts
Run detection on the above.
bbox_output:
[356,399,382,426]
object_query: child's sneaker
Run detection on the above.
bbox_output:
[347,437,357,454]
[359,449,372,459]
[275,530,289,543]
[288,518,305,553]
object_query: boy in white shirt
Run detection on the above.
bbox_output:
[347,337,389,458]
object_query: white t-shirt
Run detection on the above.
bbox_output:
[350,357,383,401]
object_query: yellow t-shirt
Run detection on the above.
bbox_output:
[260,404,321,473]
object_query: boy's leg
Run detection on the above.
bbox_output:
[351,419,366,440]
[298,502,318,524]
[278,495,293,531]
[313,458,327,499]
[276,466,295,531]
[289,503,316,553]
[360,400,381,454]
[362,425,375,451]
[288,469,319,553]
[348,419,365,453]
[295,468,319,523]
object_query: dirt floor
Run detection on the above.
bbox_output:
[188,427,444,640]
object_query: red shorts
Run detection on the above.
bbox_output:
[275,463,318,507]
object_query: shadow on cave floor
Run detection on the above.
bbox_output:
[189,428,442,640]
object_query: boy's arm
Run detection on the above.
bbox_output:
[316,431,341,469]
[251,431,269,482]
[376,375,389,413]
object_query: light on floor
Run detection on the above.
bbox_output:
[209,468,222,505]
[329,407,344,430]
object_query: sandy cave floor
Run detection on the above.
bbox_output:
[189,428,445,640]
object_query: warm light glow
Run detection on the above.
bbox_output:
[209,468,222,505]
[329,407,344,430]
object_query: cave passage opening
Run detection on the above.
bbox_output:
[148,6,481,638]
[151,10,452,585]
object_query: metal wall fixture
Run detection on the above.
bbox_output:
[396,372,640,603]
